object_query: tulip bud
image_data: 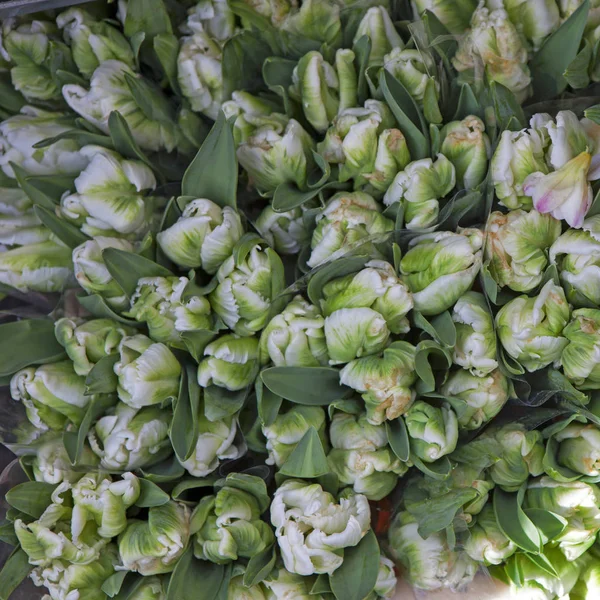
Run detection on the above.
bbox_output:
[127,276,212,346]
[57,8,135,78]
[318,100,410,193]
[72,236,137,311]
[321,260,413,335]
[236,118,315,192]
[328,411,407,500]
[464,505,516,565]
[185,0,236,42]
[550,216,600,307]
[55,317,135,376]
[340,341,417,425]
[491,127,549,210]
[157,199,244,272]
[89,402,171,471]
[63,60,187,153]
[412,0,478,34]
[59,145,157,239]
[405,401,459,462]
[263,405,327,467]
[209,242,284,336]
[119,501,190,575]
[383,154,456,230]
[0,239,74,293]
[388,511,477,591]
[453,6,531,103]
[255,205,311,255]
[259,296,328,367]
[440,115,490,190]
[441,369,510,430]
[114,334,181,408]
[384,48,438,104]
[32,437,97,484]
[561,308,600,390]
[71,471,141,539]
[177,21,223,120]
[0,106,88,178]
[525,477,600,559]
[485,209,562,292]
[307,192,394,269]
[11,361,90,431]
[496,280,570,372]
[399,228,483,315]
[353,6,403,66]
[198,334,260,390]
[270,479,371,575]
[179,412,244,477]
[553,421,600,477]
[485,423,545,490]
[192,477,274,564]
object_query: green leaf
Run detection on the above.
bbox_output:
[380,70,429,159]
[256,378,283,426]
[0,319,66,377]
[261,367,346,405]
[181,111,237,209]
[63,394,115,465]
[307,256,370,305]
[311,574,332,595]
[107,112,154,170]
[406,488,478,538]
[529,0,589,100]
[453,83,482,120]
[222,31,272,98]
[524,508,568,544]
[262,57,297,116]
[214,473,270,512]
[244,545,276,588]
[77,293,141,326]
[167,547,224,600]
[0,548,31,600]
[271,180,343,212]
[124,73,175,124]
[278,426,330,478]
[525,553,559,578]
[85,354,119,395]
[11,163,59,210]
[564,40,593,89]
[413,311,456,347]
[171,364,200,463]
[414,340,452,393]
[153,33,180,94]
[33,128,113,150]
[103,248,172,299]
[124,0,172,40]
[171,477,218,500]
[101,571,129,597]
[204,386,248,421]
[5,482,56,519]
[180,329,217,363]
[112,573,148,600]
[0,522,18,546]
[33,205,89,249]
[140,454,185,483]
[353,35,371,105]
[494,487,542,553]
[385,418,410,462]
[411,454,452,480]
[0,72,25,114]
[329,530,380,600]
[136,478,170,507]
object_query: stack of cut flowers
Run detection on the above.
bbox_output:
[2,0,600,598]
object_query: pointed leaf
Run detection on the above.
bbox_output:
[154,33,180,93]
[0,548,31,600]
[204,385,248,421]
[108,112,154,169]
[167,547,223,600]
[181,111,237,209]
[33,205,89,249]
[529,0,589,100]
[494,487,542,553]
[0,319,66,377]
[386,417,410,462]
[5,482,57,518]
[101,571,129,597]
[136,478,170,507]
[278,426,329,478]
[140,454,185,483]
[329,530,380,600]
[102,248,172,299]
[261,367,346,405]
[256,378,283,426]
[77,294,141,326]
[170,364,200,462]
[85,354,119,395]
